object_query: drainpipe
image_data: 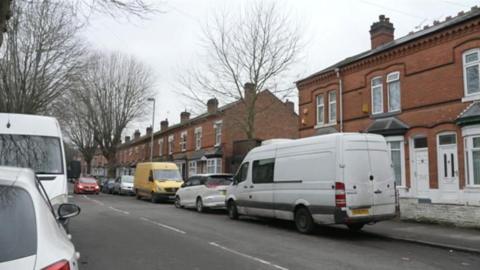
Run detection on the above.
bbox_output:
[335,68,344,132]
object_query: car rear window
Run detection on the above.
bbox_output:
[80,178,97,184]
[206,176,232,186]
[0,185,37,262]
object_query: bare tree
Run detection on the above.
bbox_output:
[179,1,301,139]
[0,0,12,48]
[74,51,154,176]
[0,0,85,114]
[76,0,157,19]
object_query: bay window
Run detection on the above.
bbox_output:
[206,158,222,174]
[464,136,480,186]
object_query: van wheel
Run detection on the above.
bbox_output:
[135,190,141,200]
[227,200,239,220]
[347,223,365,232]
[175,196,183,208]
[295,207,315,234]
[196,198,205,213]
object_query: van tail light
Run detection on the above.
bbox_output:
[335,182,346,208]
[42,260,70,270]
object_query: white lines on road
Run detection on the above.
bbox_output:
[209,242,289,270]
[81,195,105,206]
[108,206,130,215]
[140,217,187,234]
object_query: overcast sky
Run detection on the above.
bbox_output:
[82,0,479,137]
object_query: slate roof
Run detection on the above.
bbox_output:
[366,117,409,136]
[456,102,480,126]
[297,6,480,84]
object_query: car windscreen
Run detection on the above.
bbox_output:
[0,134,63,175]
[0,185,37,262]
[206,176,233,186]
[122,176,134,183]
[80,178,97,184]
[153,169,182,181]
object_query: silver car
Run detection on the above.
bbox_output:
[113,175,135,195]
[0,166,81,270]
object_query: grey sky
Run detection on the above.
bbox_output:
[83,0,478,137]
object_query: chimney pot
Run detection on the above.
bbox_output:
[160,119,169,131]
[134,129,141,139]
[369,14,395,49]
[180,111,191,123]
[146,127,152,135]
[207,98,219,113]
[125,136,131,142]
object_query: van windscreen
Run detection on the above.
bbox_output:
[0,135,63,174]
[153,169,182,181]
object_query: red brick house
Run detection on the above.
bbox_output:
[296,8,480,227]
[115,84,298,179]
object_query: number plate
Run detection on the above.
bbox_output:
[351,208,369,215]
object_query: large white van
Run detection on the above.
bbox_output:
[0,113,68,206]
[225,133,397,233]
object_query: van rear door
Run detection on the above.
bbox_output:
[342,135,374,215]
[365,135,396,216]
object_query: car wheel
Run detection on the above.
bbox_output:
[347,223,365,232]
[227,200,239,220]
[295,207,315,234]
[174,196,182,208]
[135,190,141,200]
[196,197,205,213]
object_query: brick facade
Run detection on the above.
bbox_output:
[297,8,480,226]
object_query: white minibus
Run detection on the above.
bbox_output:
[225,133,397,233]
[0,113,68,206]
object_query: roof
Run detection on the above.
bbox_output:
[298,6,480,84]
[0,113,62,137]
[0,166,35,186]
[365,117,409,136]
[456,102,480,126]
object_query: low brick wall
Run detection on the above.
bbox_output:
[399,198,480,229]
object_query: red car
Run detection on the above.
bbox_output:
[74,177,100,194]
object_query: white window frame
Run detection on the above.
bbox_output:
[158,138,163,156]
[168,135,174,155]
[385,136,406,188]
[206,158,222,174]
[180,131,187,152]
[316,95,324,125]
[387,72,401,112]
[462,48,480,102]
[195,127,202,150]
[371,76,383,115]
[464,136,480,187]
[188,161,197,177]
[328,91,336,124]
[214,121,222,146]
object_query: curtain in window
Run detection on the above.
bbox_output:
[388,81,400,111]
[472,151,480,185]
[373,88,382,113]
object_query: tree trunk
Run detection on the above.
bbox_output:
[86,160,92,175]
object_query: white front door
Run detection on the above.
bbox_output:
[413,149,430,197]
[437,134,459,203]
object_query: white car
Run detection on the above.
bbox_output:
[174,174,233,212]
[0,166,81,270]
[113,175,134,195]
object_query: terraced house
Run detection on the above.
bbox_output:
[296,8,480,227]
[115,84,298,180]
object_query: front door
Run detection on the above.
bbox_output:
[413,149,430,198]
[437,134,459,203]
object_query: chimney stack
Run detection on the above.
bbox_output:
[134,129,141,139]
[285,99,294,112]
[180,111,191,123]
[207,98,219,114]
[370,15,394,49]
[146,126,152,135]
[160,119,169,131]
[125,136,131,142]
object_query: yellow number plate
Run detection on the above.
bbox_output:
[352,208,369,215]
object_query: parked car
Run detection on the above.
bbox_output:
[175,174,233,212]
[113,175,135,195]
[0,166,81,270]
[74,177,100,195]
[98,177,109,190]
[134,162,183,203]
[225,133,397,234]
[102,179,115,194]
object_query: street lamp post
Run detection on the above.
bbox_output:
[147,98,155,162]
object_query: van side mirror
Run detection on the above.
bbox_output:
[181,183,186,188]
[232,176,239,185]
[148,175,154,182]
[58,203,81,220]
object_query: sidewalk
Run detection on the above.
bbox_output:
[362,219,480,253]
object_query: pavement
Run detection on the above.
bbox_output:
[69,192,480,270]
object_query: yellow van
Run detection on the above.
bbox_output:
[134,162,183,203]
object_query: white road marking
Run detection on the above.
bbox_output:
[209,242,289,270]
[109,206,130,215]
[81,195,105,206]
[140,217,186,234]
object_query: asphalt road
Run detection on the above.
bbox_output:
[69,193,480,270]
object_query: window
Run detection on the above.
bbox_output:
[387,72,401,112]
[158,139,163,156]
[465,136,480,186]
[195,127,202,150]
[168,135,174,155]
[252,158,275,184]
[214,121,222,146]
[413,137,428,148]
[386,140,404,186]
[207,158,222,174]
[235,162,249,183]
[316,95,324,125]
[180,131,187,152]
[328,91,336,124]
[463,49,480,97]
[371,77,383,114]
[188,161,197,177]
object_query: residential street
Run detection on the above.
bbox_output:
[70,193,480,270]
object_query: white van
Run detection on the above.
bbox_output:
[225,133,397,233]
[0,113,68,206]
